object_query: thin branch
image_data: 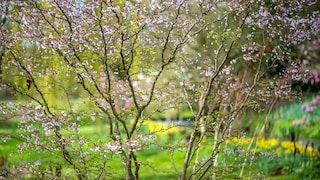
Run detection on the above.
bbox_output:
[181,3,252,179]
[9,49,82,178]
[9,51,53,115]
[34,2,60,36]
[54,0,73,33]
[60,84,88,179]
[109,0,121,23]
[98,2,112,95]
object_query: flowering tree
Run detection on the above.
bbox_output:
[0,0,319,179]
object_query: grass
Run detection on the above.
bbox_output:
[1,122,319,179]
[1,97,320,179]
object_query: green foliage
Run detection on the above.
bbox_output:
[2,117,320,179]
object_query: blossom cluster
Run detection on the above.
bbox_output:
[311,71,320,85]
[292,95,320,126]
[91,134,155,154]
[302,95,320,113]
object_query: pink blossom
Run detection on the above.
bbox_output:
[302,104,307,110]
[116,80,121,87]
[124,101,131,109]
[100,76,106,88]
[312,40,320,51]
[114,104,119,111]
[292,115,307,126]
[292,120,301,126]
[302,104,315,113]
[305,105,315,113]
[311,71,320,85]
[315,96,320,104]
[100,76,106,81]
[301,115,307,123]
[106,142,122,153]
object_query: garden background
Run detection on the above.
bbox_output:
[0,0,320,179]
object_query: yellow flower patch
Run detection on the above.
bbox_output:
[257,138,279,149]
[228,137,252,145]
[144,120,184,135]
[280,141,319,156]
[226,137,319,157]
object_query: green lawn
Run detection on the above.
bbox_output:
[1,97,320,179]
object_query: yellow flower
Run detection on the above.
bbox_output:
[257,138,279,149]
[280,141,319,156]
[281,141,296,154]
[145,121,183,135]
[228,137,252,145]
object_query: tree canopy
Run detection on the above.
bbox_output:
[0,0,319,179]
